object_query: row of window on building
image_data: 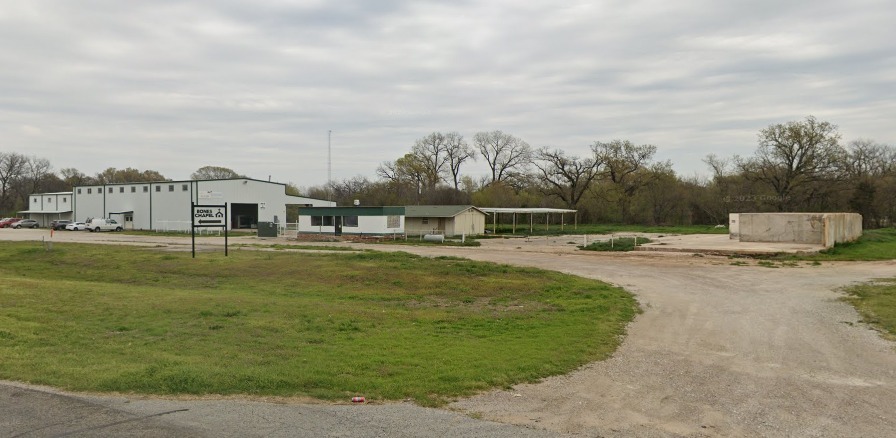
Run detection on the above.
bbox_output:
[35,197,68,203]
[309,216,360,227]
[307,215,401,228]
[75,184,190,195]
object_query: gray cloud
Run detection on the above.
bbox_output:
[1,0,894,187]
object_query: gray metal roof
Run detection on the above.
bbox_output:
[17,210,73,214]
[478,207,577,214]
[404,205,487,218]
[298,206,405,216]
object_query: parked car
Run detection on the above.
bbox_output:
[65,221,87,231]
[50,220,73,230]
[87,218,123,232]
[12,219,40,229]
[0,217,23,228]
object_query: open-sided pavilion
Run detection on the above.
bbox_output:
[477,207,578,234]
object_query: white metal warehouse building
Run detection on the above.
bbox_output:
[23,178,333,231]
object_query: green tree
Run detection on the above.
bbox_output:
[738,116,845,211]
[95,167,167,184]
[592,140,659,223]
[191,165,243,180]
[411,132,449,190]
[376,154,429,204]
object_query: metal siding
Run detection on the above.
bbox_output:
[74,187,106,222]
[404,218,428,235]
[60,179,329,231]
[104,185,151,229]
[162,187,192,230]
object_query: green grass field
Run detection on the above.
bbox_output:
[842,278,896,340]
[0,242,637,406]
[484,223,729,237]
[580,237,653,252]
[777,228,896,261]
[366,237,481,247]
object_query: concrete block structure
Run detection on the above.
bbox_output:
[730,213,862,248]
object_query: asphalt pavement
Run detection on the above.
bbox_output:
[1,381,564,437]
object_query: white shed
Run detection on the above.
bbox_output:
[404,205,487,237]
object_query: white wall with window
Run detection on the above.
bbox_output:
[17,192,73,226]
[298,207,405,235]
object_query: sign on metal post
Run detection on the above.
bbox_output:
[192,202,228,258]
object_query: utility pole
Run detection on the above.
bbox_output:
[327,130,332,202]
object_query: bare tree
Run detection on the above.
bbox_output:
[9,157,53,209]
[376,160,401,184]
[328,175,373,205]
[703,153,733,179]
[699,154,743,224]
[59,168,92,188]
[738,116,845,211]
[443,132,476,191]
[474,131,532,184]
[0,152,28,212]
[844,139,896,227]
[531,147,600,209]
[845,139,893,178]
[592,140,659,222]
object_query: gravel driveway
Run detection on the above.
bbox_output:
[2,230,894,437]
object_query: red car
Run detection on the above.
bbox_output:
[0,217,24,228]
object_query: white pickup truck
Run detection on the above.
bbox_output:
[86,218,123,232]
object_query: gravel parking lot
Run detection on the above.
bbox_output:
[2,229,894,437]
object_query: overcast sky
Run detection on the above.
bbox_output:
[2,0,894,188]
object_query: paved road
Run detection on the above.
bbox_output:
[0,381,560,438]
[2,230,894,437]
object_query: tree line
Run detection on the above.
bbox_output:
[307,117,895,228]
[0,163,248,215]
[3,116,894,227]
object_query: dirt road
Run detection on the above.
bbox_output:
[2,230,895,437]
[432,247,896,437]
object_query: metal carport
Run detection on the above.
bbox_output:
[477,207,578,234]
